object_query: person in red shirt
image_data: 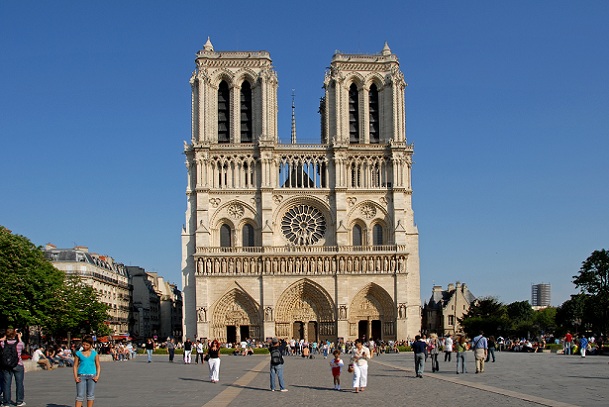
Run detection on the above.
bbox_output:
[564,331,573,355]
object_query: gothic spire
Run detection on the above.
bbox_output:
[291,89,297,144]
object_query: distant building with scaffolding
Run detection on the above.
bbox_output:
[531,283,551,308]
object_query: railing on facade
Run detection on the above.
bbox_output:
[196,244,404,254]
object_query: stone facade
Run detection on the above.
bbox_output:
[422,282,476,336]
[126,267,183,341]
[44,244,130,335]
[182,38,420,343]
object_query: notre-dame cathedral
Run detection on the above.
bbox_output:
[182,38,420,344]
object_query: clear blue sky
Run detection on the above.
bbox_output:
[1,1,608,306]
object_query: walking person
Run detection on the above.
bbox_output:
[145,338,155,363]
[329,350,344,390]
[183,338,193,364]
[579,335,588,358]
[195,340,205,365]
[1,328,26,407]
[428,333,440,372]
[269,337,287,392]
[350,339,370,392]
[455,335,467,374]
[412,335,427,378]
[471,331,488,374]
[73,336,101,407]
[206,340,221,383]
[485,336,496,363]
[563,331,573,355]
[167,339,176,363]
[443,334,453,362]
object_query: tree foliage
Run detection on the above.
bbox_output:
[572,249,609,335]
[0,226,111,337]
[0,226,64,328]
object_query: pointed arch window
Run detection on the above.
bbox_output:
[242,224,255,247]
[240,81,252,143]
[373,224,384,246]
[369,84,379,144]
[218,81,230,143]
[353,224,363,247]
[349,83,359,143]
[220,224,232,247]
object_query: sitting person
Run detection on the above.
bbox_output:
[33,346,54,370]
[57,346,74,367]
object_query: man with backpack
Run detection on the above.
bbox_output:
[1,327,26,407]
[269,337,288,392]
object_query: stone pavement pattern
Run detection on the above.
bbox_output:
[15,352,608,407]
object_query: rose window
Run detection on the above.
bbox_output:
[281,205,326,245]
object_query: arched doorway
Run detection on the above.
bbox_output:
[275,279,336,342]
[350,283,396,341]
[211,287,261,342]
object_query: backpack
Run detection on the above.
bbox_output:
[270,348,283,365]
[1,340,20,369]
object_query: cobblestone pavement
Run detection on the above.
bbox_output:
[12,351,608,407]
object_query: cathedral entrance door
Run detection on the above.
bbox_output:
[371,320,382,341]
[240,325,250,341]
[358,320,369,341]
[307,321,318,342]
[293,321,304,340]
[226,326,237,344]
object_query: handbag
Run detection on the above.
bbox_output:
[204,354,210,362]
[347,363,354,373]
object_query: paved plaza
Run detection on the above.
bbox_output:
[14,351,608,407]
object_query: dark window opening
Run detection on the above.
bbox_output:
[240,81,252,143]
[218,81,230,143]
[349,84,359,143]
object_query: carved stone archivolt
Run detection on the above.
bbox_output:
[274,279,336,338]
[211,288,260,342]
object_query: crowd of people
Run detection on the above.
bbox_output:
[1,328,606,405]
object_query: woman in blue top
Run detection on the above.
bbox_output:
[73,336,101,407]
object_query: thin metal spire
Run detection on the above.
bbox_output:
[291,89,297,144]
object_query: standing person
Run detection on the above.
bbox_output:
[579,335,588,358]
[444,334,453,362]
[485,336,496,363]
[471,331,488,374]
[455,335,467,374]
[412,335,427,378]
[428,333,440,372]
[269,337,287,392]
[564,331,573,355]
[183,338,193,364]
[1,328,26,407]
[73,336,101,407]
[206,340,221,383]
[145,338,155,363]
[167,339,176,363]
[350,339,370,392]
[195,340,205,365]
[329,350,344,390]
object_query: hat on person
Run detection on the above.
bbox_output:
[271,337,279,344]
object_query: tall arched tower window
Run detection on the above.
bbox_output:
[242,224,255,247]
[218,81,230,143]
[373,224,384,246]
[349,83,359,143]
[220,224,232,247]
[369,84,379,144]
[240,81,252,143]
[353,224,363,246]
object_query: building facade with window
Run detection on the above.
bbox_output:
[44,244,130,335]
[531,283,551,308]
[422,282,476,336]
[182,39,420,343]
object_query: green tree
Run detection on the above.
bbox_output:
[46,275,111,339]
[533,307,557,334]
[572,249,609,334]
[459,297,509,337]
[555,293,588,335]
[0,226,64,328]
[506,300,534,322]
